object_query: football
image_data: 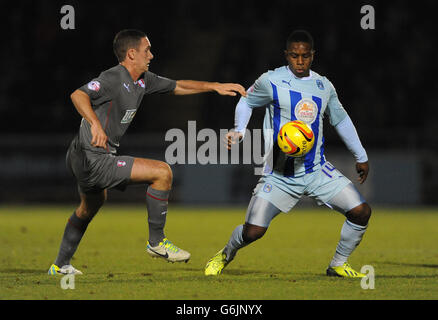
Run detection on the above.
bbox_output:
[277,120,315,157]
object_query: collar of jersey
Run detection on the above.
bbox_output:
[118,63,140,83]
[286,66,313,81]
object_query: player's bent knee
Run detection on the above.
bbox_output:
[131,159,173,188]
[359,202,371,219]
[153,161,173,189]
[346,202,371,226]
[159,162,173,184]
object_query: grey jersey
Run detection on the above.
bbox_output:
[77,64,176,154]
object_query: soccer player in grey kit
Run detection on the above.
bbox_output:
[48,29,246,275]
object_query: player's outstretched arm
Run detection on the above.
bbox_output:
[70,89,108,149]
[173,80,246,97]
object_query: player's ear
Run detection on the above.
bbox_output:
[126,48,136,61]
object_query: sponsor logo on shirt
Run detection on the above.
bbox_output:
[123,83,130,92]
[121,109,137,124]
[294,98,318,124]
[87,81,100,92]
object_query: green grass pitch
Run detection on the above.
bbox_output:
[1,205,437,300]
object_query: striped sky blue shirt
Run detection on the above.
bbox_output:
[241,66,348,177]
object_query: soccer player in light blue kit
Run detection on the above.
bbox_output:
[205,30,372,277]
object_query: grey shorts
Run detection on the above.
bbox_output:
[66,137,134,194]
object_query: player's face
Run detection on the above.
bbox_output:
[285,42,314,78]
[134,37,154,72]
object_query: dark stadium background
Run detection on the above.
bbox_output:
[1,0,437,205]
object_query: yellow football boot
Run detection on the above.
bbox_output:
[326,262,366,278]
[205,248,228,276]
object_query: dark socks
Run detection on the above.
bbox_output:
[146,187,170,247]
[54,212,90,267]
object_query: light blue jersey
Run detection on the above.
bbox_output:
[242,66,348,178]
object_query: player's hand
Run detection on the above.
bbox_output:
[90,123,108,149]
[356,161,369,184]
[223,130,243,150]
[214,83,247,97]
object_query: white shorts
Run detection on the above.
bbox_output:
[253,161,365,214]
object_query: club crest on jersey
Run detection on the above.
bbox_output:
[136,79,145,88]
[87,81,100,92]
[117,160,126,167]
[263,183,272,193]
[294,98,318,124]
[316,79,324,90]
[121,109,137,124]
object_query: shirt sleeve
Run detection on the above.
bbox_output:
[324,79,348,126]
[78,73,114,107]
[234,97,253,139]
[334,115,368,163]
[245,72,273,108]
[144,71,177,94]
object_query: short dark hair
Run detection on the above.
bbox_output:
[113,29,147,62]
[286,30,314,50]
